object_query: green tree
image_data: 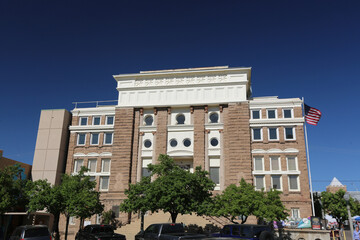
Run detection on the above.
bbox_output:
[60,167,104,240]
[255,189,288,222]
[321,189,360,225]
[26,180,64,240]
[0,164,28,214]
[120,155,215,223]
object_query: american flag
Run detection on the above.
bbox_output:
[304,104,322,125]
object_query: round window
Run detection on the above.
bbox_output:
[144,139,152,148]
[209,112,219,123]
[183,138,191,147]
[144,115,153,126]
[170,139,178,147]
[176,114,185,124]
[210,138,219,147]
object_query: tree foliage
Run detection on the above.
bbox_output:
[120,154,215,223]
[210,179,288,224]
[0,164,28,214]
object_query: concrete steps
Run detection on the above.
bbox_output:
[115,212,217,240]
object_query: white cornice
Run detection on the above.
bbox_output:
[71,106,116,116]
[249,118,304,127]
[73,152,112,158]
[251,148,299,154]
[249,97,302,108]
[204,123,224,130]
[139,126,157,132]
[252,170,301,175]
[70,125,114,133]
[167,125,194,132]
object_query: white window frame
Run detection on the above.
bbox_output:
[283,108,293,119]
[284,127,296,140]
[271,175,282,191]
[87,159,97,173]
[99,176,109,191]
[253,157,264,171]
[92,116,101,125]
[103,132,114,145]
[101,159,111,173]
[291,208,300,219]
[288,175,300,191]
[77,133,86,146]
[90,133,99,145]
[208,112,220,123]
[270,156,281,172]
[79,117,88,126]
[252,128,263,141]
[268,127,279,141]
[209,157,220,189]
[267,109,277,119]
[74,159,83,173]
[286,156,298,171]
[69,216,76,225]
[254,175,265,190]
[143,114,154,126]
[251,109,261,119]
[106,115,114,125]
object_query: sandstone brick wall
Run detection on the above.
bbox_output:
[154,108,168,161]
[193,107,205,169]
[223,102,252,186]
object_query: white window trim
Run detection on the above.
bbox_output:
[74,159,83,173]
[286,156,298,171]
[87,159,97,173]
[90,133,99,145]
[268,127,279,141]
[254,175,265,190]
[252,128,263,141]
[92,116,101,125]
[251,109,262,119]
[283,108,293,119]
[288,175,301,191]
[291,208,301,219]
[271,175,282,191]
[77,133,86,146]
[103,132,114,145]
[208,111,220,124]
[106,115,115,125]
[79,117,88,126]
[99,176,109,191]
[267,109,277,119]
[175,113,186,125]
[270,156,281,172]
[253,156,264,172]
[101,159,111,173]
[284,127,296,141]
[143,114,154,126]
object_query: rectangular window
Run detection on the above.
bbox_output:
[270,156,280,171]
[90,133,99,145]
[283,109,292,118]
[106,116,114,125]
[142,158,152,178]
[80,117,88,126]
[93,116,101,125]
[289,175,299,190]
[268,128,278,140]
[89,176,96,182]
[285,127,295,140]
[252,110,260,119]
[104,133,113,145]
[255,176,265,190]
[96,214,101,224]
[88,159,97,173]
[69,216,76,225]
[100,176,109,191]
[252,128,262,141]
[291,208,300,219]
[271,175,282,190]
[210,167,220,184]
[101,159,111,173]
[74,159,83,173]
[254,157,263,171]
[267,109,276,119]
[77,133,86,145]
[287,156,297,171]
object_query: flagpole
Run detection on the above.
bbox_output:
[302,97,315,216]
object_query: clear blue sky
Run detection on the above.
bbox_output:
[1,0,359,191]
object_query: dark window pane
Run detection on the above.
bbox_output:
[210,138,219,147]
[252,110,260,119]
[93,117,100,125]
[170,139,178,147]
[268,110,276,118]
[253,129,261,140]
[24,228,50,238]
[176,114,185,124]
[105,133,113,144]
[285,128,294,139]
[144,139,152,148]
[107,116,114,125]
[183,139,191,147]
[142,168,151,178]
[80,117,87,125]
[269,128,277,139]
[284,109,292,118]
[144,115,153,126]
[210,167,220,184]
[91,134,99,144]
[209,113,219,123]
[78,134,86,144]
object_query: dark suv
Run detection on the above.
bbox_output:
[10,225,51,240]
[213,224,273,240]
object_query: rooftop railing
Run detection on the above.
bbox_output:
[72,100,117,109]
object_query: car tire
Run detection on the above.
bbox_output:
[259,231,274,240]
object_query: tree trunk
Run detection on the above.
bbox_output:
[170,212,178,223]
[241,216,248,224]
[79,217,83,231]
[52,213,60,240]
[65,215,69,240]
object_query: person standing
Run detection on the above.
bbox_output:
[354,225,360,240]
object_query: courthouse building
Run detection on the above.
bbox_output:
[32,66,311,230]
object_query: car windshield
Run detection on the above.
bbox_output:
[92,226,114,234]
[161,224,184,234]
[24,228,49,238]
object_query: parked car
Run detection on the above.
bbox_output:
[212,224,273,240]
[75,224,126,240]
[135,223,206,240]
[10,225,51,240]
